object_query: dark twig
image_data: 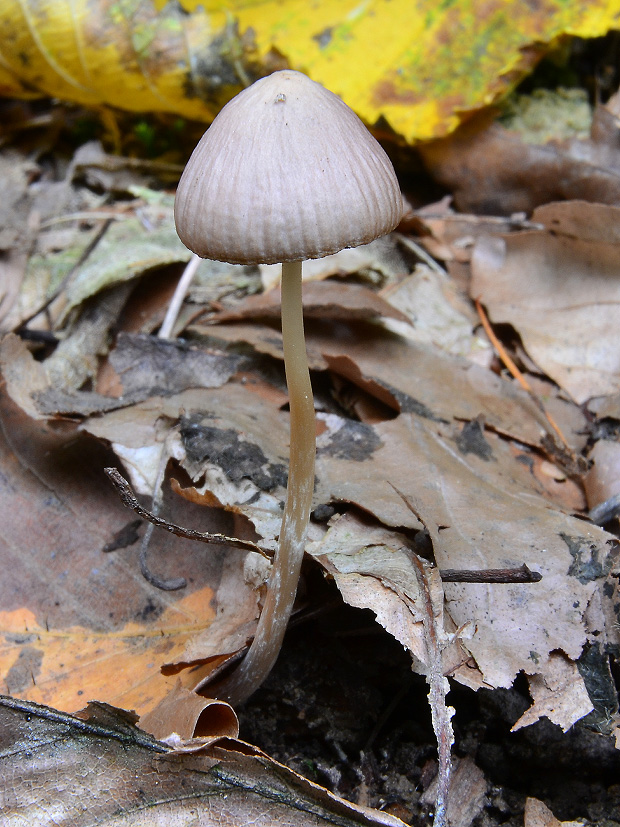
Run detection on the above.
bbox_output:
[440,565,542,583]
[104,468,272,558]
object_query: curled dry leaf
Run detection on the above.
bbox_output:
[471,201,620,403]
[0,695,407,827]
[139,680,239,743]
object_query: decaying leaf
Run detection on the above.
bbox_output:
[0,385,260,718]
[419,103,620,214]
[0,695,406,826]
[511,652,593,733]
[471,201,620,403]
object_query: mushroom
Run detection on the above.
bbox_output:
[174,70,402,705]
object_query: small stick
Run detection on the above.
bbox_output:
[440,564,542,583]
[104,468,272,558]
[158,253,202,339]
[474,297,570,452]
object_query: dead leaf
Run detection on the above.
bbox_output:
[512,652,594,732]
[0,386,257,718]
[585,439,620,511]
[259,236,410,290]
[212,280,411,325]
[471,201,620,403]
[380,264,492,365]
[140,681,239,742]
[420,113,620,214]
[523,797,584,827]
[315,412,611,702]
[109,333,243,397]
[0,695,407,826]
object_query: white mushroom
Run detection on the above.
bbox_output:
[175,70,402,704]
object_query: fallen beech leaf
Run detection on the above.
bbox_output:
[0,695,407,826]
[471,201,620,403]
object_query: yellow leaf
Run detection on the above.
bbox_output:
[1,0,620,142]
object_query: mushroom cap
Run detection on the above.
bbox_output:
[174,70,402,265]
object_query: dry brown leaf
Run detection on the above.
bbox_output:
[140,681,239,742]
[419,113,620,215]
[321,330,585,452]
[379,264,492,365]
[196,317,586,451]
[0,696,406,826]
[0,331,244,420]
[211,280,411,325]
[511,652,593,732]
[259,235,410,290]
[523,797,583,827]
[315,412,611,702]
[585,439,620,511]
[109,333,243,397]
[471,201,620,403]
[0,386,255,718]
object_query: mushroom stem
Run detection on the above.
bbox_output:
[214,260,315,705]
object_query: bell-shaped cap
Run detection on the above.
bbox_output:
[174,70,402,265]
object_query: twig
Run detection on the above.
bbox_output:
[409,553,453,827]
[159,253,202,339]
[104,468,272,558]
[440,564,541,583]
[389,484,453,827]
[474,297,571,452]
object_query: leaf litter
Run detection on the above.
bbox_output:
[2,82,620,825]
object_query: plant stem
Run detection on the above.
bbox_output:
[212,260,315,705]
